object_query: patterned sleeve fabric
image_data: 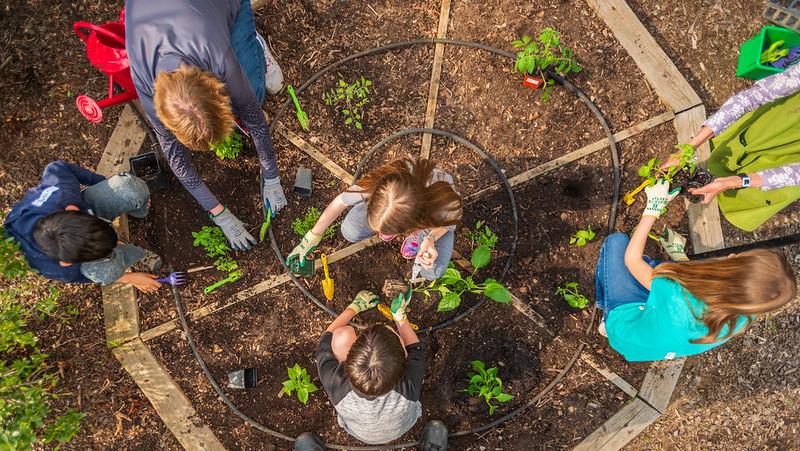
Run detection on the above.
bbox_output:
[757,163,800,190]
[704,64,800,136]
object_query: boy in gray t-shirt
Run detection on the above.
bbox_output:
[298,291,447,450]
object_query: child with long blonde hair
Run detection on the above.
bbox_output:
[286,156,462,280]
[595,180,797,361]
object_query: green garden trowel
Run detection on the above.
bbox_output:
[287,84,310,131]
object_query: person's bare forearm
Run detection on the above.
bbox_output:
[688,126,715,149]
[395,320,419,346]
[312,195,348,236]
[625,216,656,267]
[326,308,356,333]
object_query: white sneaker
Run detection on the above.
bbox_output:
[598,319,608,337]
[255,32,284,95]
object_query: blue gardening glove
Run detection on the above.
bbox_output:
[211,208,257,251]
[347,290,380,314]
[643,179,681,218]
[262,176,287,216]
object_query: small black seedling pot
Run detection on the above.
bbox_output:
[675,167,715,204]
[293,167,313,197]
[227,368,258,389]
[129,152,170,193]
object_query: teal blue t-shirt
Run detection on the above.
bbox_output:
[605,277,750,362]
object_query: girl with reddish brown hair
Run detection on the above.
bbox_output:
[286,156,462,281]
[595,180,797,362]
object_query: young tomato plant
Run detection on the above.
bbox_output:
[512,27,582,102]
[638,144,697,185]
[209,130,243,160]
[569,226,596,247]
[291,207,337,240]
[465,360,513,415]
[192,226,230,258]
[464,220,499,249]
[324,77,372,130]
[282,363,317,405]
[555,282,588,309]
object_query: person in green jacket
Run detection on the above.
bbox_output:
[595,180,797,362]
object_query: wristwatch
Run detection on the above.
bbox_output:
[737,173,751,189]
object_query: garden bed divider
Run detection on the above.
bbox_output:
[420,0,452,159]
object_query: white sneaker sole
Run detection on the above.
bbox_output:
[255,32,284,95]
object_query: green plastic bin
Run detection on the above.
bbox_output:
[736,25,800,80]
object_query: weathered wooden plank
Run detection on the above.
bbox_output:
[102,282,139,343]
[95,104,147,177]
[574,398,661,451]
[585,0,702,112]
[420,0,452,158]
[463,111,675,203]
[675,106,725,253]
[581,354,639,398]
[113,339,225,450]
[638,359,685,412]
[277,127,355,185]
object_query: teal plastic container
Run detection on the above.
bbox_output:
[736,25,800,80]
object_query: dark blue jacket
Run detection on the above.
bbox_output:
[4,161,105,283]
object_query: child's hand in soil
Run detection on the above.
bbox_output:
[347,290,380,314]
[119,272,162,293]
[418,235,438,269]
[391,291,412,323]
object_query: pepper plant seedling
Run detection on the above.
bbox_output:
[638,144,697,185]
[512,28,581,103]
[291,207,337,240]
[324,77,372,130]
[209,130,243,160]
[555,282,588,309]
[569,226,596,247]
[465,220,499,249]
[465,360,513,415]
[282,363,317,405]
[192,226,230,258]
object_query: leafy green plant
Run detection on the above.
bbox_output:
[192,226,230,259]
[324,77,373,130]
[418,245,511,312]
[281,363,317,405]
[569,226,596,247]
[465,360,513,415]
[291,207,337,241]
[555,282,588,309]
[0,232,31,280]
[213,256,239,273]
[638,144,697,185]
[465,221,499,249]
[209,131,243,160]
[512,28,582,102]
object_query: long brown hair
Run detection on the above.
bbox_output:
[352,157,462,235]
[652,249,796,344]
[344,324,406,397]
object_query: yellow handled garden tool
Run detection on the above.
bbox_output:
[320,253,335,301]
[622,179,651,206]
[377,304,419,331]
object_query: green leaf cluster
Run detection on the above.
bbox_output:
[464,220,499,249]
[291,207,337,241]
[569,226,596,247]
[282,363,317,405]
[555,282,588,309]
[324,77,372,130]
[0,231,31,280]
[192,226,230,259]
[464,360,513,415]
[512,28,582,103]
[213,256,239,273]
[638,144,697,185]
[209,131,243,160]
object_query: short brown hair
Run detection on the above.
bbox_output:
[153,64,234,151]
[344,324,406,396]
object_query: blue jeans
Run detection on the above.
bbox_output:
[80,174,153,285]
[340,202,455,280]
[231,0,266,104]
[595,232,660,319]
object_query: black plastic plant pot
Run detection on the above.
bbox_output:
[675,167,715,204]
[293,167,313,197]
[227,368,258,389]
[129,152,170,193]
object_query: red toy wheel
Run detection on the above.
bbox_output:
[76,95,103,123]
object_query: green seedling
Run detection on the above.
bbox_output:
[292,207,337,240]
[324,77,372,130]
[555,282,588,309]
[465,360,513,415]
[638,144,697,185]
[465,220,499,249]
[512,28,581,102]
[569,226,596,247]
[761,40,788,64]
[0,232,31,280]
[209,131,243,160]
[192,226,230,259]
[213,256,239,273]
[259,210,272,242]
[287,84,310,131]
[204,270,242,294]
[282,363,317,405]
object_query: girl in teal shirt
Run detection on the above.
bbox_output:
[595,180,796,362]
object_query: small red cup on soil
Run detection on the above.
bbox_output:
[522,75,544,90]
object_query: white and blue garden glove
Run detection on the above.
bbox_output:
[658,227,689,261]
[211,208,257,251]
[643,179,681,218]
[262,176,287,217]
[347,290,380,314]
